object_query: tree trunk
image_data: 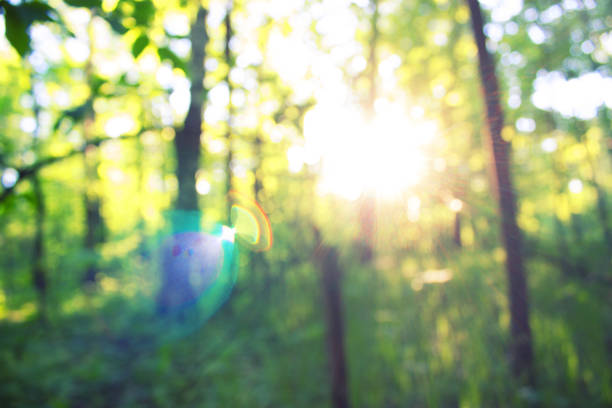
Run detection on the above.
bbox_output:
[30,94,47,319]
[466,0,534,383]
[251,130,269,291]
[314,229,350,408]
[358,0,379,264]
[253,132,263,202]
[157,6,208,313]
[82,19,105,285]
[224,2,234,225]
[598,109,612,167]
[174,7,207,213]
[453,212,462,247]
[83,162,104,284]
[31,174,47,315]
[581,130,612,256]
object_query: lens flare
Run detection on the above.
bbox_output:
[229,191,273,252]
[131,197,271,344]
[157,231,229,309]
[144,210,238,342]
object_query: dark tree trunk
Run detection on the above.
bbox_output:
[253,132,263,201]
[174,7,207,213]
[82,20,105,285]
[575,6,612,259]
[251,131,269,290]
[593,183,612,255]
[545,114,575,277]
[314,229,350,408]
[32,175,47,315]
[157,6,208,313]
[581,132,612,255]
[453,212,462,248]
[598,109,612,167]
[224,2,234,225]
[30,97,47,319]
[83,171,104,284]
[466,0,534,383]
[171,7,207,213]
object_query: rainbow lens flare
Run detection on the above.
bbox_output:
[141,195,271,342]
[141,211,237,343]
[229,191,273,252]
[156,229,235,312]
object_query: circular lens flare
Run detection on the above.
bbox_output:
[145,211,237,342]
[229,191,273,252]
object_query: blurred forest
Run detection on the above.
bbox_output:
[0,0,611,406]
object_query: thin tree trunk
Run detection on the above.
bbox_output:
[466,0,534,383]
[314,228,350,408]
[358,0,379,264]
[83,17,105,284]
[251,130,269,291]
[157,6,208,313]
[174,7,207,213]
[253,132,263,202]
[553,215,575,276]
[31,174,47,316]
[575,0,612,257]
[581,131,612,255]
[545,114,574,276]
[83,156,104,284]
[224,2,234,225]
[453,212,462,247]
[597,109,612,167]
[30,91,47,319]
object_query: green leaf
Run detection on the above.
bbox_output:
[131,33,149,58]
[3,4,30,56]
[18,2,56,25]
[1,1,58,56]
[157,47,185,71]
[64,0,102,8]
[64,99,93,122]
[133,0,155,26]
[105,15,128,34]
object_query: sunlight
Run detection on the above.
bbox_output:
[449,198,463,212]
[303,101,436,200]
[104,114,134,138]
[568,178,583,194]
[1,167,18,189]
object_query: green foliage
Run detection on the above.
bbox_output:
[157,46,186,71]
[64,0,103,8]
[0,1,56,56]
[0,0,611,406]
[131,33,149,58]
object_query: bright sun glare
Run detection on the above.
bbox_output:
[300,101,437,201]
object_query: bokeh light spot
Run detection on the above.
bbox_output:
[568,178,583,194]
[449,198,463,212]
[1,168,19,189]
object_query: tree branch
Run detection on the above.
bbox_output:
[0,133,139,204]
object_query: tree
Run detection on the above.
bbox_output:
[29,75,47,320]
[157,5,209,313]
[357,0,380,264]
[224,1,234,225]
[314,228,350,408]
[466,0,534,383]
[82,16,105,284]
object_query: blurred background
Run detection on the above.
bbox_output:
[0,0,611,406]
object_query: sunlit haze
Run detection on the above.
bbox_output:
[302,102,436,200]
